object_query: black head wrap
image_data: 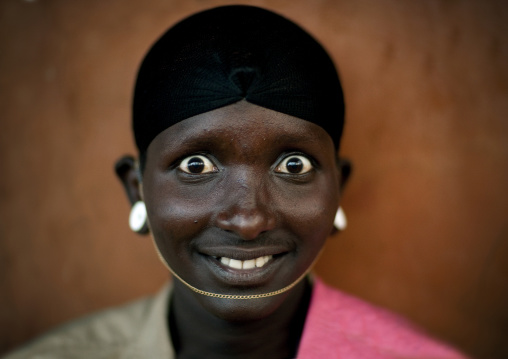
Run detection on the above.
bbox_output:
[133,5,344,156]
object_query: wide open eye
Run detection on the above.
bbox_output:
[274,155,313,174]
[178,155,218,174]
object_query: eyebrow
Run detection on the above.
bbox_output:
[274,133,320,145]
[174,128,323,148]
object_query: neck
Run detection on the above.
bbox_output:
[168,278,312,359]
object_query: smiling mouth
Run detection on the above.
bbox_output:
[199,248,290,287]
[216,255,273,270]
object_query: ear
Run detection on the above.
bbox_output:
[114,155,143,205]
[331,157,352,235]
[114,155,149,235]
[337,157,352,193]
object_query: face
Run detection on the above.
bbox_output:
[141,101,342,320]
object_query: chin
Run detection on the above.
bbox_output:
[196,289,293,322]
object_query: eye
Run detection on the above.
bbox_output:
[178,155,218,174]
[274,155,313,174]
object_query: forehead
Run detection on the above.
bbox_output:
[147,101,335,158]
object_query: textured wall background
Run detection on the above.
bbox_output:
[1,0,507,357]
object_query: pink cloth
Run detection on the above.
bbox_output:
[297,279,468,359]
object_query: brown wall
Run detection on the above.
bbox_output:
[1,0,507,357]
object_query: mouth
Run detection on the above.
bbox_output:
[198,246,290,287]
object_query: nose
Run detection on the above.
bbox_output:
[216,171,276,240]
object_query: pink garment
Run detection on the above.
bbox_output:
[297,279,468,359]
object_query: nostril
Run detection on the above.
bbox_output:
[216,211,274,240]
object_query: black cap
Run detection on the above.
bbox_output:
[133,5,345,154]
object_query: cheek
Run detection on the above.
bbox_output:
[276,178,339,245]
[144,180,220,258]
[146,172,219,220]
[288,198,335,242]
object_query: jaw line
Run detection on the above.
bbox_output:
[149,234,324,300]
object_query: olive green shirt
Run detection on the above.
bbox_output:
[3,284,174,359]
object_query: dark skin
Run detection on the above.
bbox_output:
[117,101,351,358]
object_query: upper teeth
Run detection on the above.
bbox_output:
[220,255,272,269]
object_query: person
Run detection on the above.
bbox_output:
[3,5,469,359]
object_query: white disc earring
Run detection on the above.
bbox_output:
[129,201,147,233]
[334,206,347,231]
